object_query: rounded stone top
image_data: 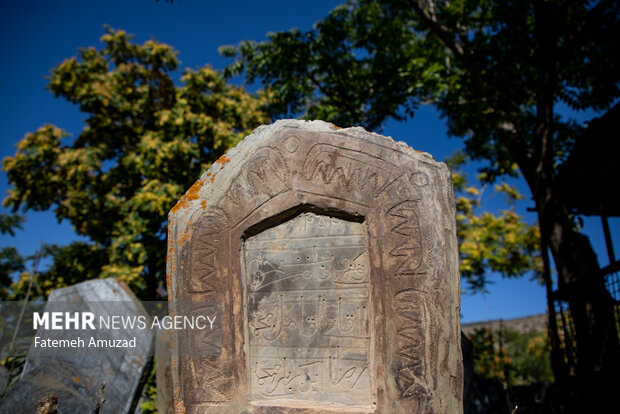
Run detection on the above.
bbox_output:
[169,119,445,222]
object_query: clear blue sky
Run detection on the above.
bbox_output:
[1,0,617,323]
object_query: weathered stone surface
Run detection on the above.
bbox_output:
[167,120,462,413]
[156,329,174,414]
[246,213,372,407]
[0,279,154,413]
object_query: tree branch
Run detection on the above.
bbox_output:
[532,0,558,191]
[407,0,466,59]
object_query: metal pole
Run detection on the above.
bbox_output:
[601,215,615,266]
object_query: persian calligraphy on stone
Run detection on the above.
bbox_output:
[243,212,373,406]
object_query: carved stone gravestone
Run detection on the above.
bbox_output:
[167,120,462,413]
[0,279,154,413]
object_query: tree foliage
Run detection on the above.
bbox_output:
[468,326,553,386]
[3,28,269,299]
[0,247,25,299]
[448,152,542,293]
[223,0,618,176]
[1,213,26,298]
[0,213,24,237]
[220,1,445,130]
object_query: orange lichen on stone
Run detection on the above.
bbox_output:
[166,247,173,272]
[170,197,187,214]
[215,154,230,166]
[210,175,215,183]
[177,228,192,247]
[170,179,204,213]
[185,179,204,201]
[201,199,207,210]
[73,376,81,383]
[331,123,344,129]
[174,400,186,414]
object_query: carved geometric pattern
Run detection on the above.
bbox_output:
[188,208,228,293]
[226,147,290,206]
[388,200,425,277]
[393,289,429,400]
[185,357,231,403]
[303,143,398,196]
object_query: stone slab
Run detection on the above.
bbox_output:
[167,120,462,413]
[0,278,154,413]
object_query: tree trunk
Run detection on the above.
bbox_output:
[533,177,619,411]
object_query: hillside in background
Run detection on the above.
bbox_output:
[462,313,547,336]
